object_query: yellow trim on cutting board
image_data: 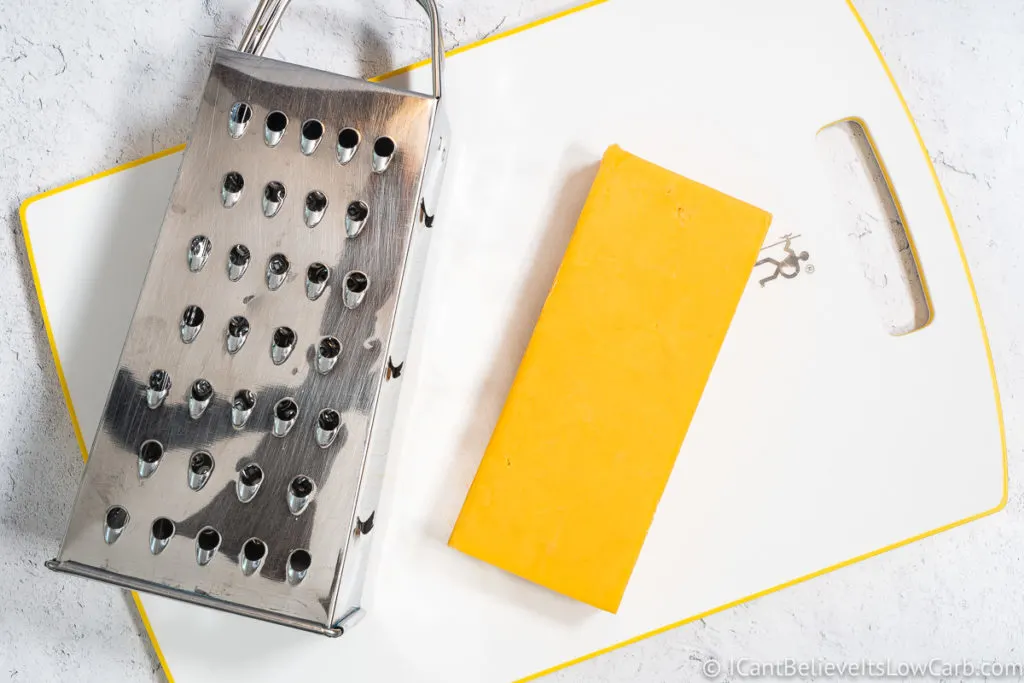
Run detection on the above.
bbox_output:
[369,0,611,85]
[131,592,177,683]
[17,1,1006,681]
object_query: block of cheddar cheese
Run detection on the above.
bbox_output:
[449,145,772,613]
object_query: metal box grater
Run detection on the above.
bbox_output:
[46,0,449,637]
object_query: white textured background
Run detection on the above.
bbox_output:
[1,1,1022,681]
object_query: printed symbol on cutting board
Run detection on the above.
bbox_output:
[755,233,813,287]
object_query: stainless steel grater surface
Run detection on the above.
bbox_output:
[47,0,449,637]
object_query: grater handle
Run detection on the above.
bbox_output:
[238,0,290,56]
[238,0,445,101]
[413,0,445,100]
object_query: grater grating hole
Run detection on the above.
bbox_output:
[287,475,316,515]
[264,110,287,147]
[222,172,244,208]
[374,136,395,156]
[182,305,205,325]
[228,102,252,139]
[236,463,264,503]
[265,180,287,198]
[319,337,341,358]
[289,550,311,569]
[271,327,297,365]
[240,537,267,576]
[196,527,221,565]
[302,120,323,138]
[371,136,396,173]
[146,369,171,409]
[148,370,171,392]
[151,517,175,541]
[272,398,298,436]
[103,506,130,544]
[304,191,328,228]
[318,409,340,431]
[188,235,212,273]
[274,327,296,346]
[190,451,213,475]
[233,389,256,411]
[229,244,250,265]
[139,439,164,464]
[228,316,250,335]
[314,409,341,448]
[338,127,360,149]
[228,244,251,281]
[262,181,286,218]
[191,379,214,401]
[275,398,298,421]
[345,201,369,238]
[268,253,289,274]
[243,538,267,561]
[150,517,175,555]
[305,191,327,212]
[180,305,205,343]
[138,439,163,479]
[223,172,244,192]
[276,399,298,420]
[231,389,256,429]
[337,127,360,164]
[188,451,214,491]
[197,528,221,550]
[240,464,263,487]
[267,111,287,132]
[346,201,369,222]
[291,476,314,498]
[106,506,129,529]
[227,315,251,354]
[266,253,290,291]
[292,551,311,570]
[230,103,253,123]
[346,272,368,293]
[189,379,214,420]
[342,272,369,309]
[305,263,330,301]
[287,549,312,585]
[307,262,329,284]
[300,119,324,156]
[290,550,311,571]
[316,336,342,374]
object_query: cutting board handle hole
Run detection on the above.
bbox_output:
[816,118,931,335]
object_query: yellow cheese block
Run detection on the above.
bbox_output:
[449,145,772,613]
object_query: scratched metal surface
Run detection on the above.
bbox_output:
[52,48,436,628]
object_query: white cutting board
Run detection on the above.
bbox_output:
[21,0,1006,680]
